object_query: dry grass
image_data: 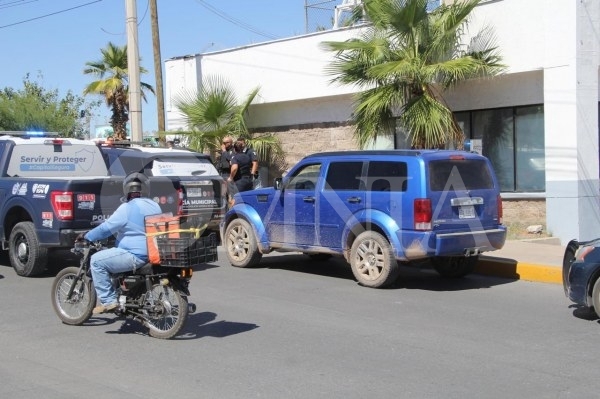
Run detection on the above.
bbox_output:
[504,221,550,240]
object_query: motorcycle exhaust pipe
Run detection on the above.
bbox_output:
[188,303,197,313]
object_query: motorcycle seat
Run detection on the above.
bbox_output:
[135,263,155,275]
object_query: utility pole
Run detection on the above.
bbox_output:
[150,0,166,135]
[125,0,143,141]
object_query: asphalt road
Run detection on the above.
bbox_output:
[1,248,600,399]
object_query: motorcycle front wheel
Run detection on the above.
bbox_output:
[143,284,189,339]
[51,266,96,325]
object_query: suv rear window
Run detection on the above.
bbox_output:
[6,142,108,177]
[106,152,218,177]
[365,161,408,192]
[150,157,218,177]
[429,159,493,191]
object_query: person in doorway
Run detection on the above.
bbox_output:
[76,173,161,314]
[228,141,254,197]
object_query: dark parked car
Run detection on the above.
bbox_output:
[100,145,227,236]
[562,238,600,315]
[221,149,506,288]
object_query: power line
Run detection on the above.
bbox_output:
[0,0,102,29]
[195,0,279,41]
[0,0,39,11]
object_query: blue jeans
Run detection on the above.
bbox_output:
[90,248,146,306]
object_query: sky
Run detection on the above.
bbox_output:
[0,0,328,134]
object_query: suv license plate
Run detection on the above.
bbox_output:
[186,187,205,197]
[459,205,476,219]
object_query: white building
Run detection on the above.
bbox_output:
[165,0,600,245]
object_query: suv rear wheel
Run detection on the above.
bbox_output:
[349,231,398,288]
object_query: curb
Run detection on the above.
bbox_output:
[476,256,562,284]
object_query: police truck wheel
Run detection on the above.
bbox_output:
[9,221,48,277]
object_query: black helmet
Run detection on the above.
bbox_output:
[123,172,150,201]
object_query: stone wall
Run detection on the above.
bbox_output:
[275,125,357,169]
[253,124,357,179]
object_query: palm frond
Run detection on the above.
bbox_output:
[324,0,501,149]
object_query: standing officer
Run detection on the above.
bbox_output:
[236,137,260,187]
[218,135,235,180]
[228,141,253,194]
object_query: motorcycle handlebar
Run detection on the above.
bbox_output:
[72,240,104,254]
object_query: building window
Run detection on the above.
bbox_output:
[515,106,545,191]
[455,105,545,193]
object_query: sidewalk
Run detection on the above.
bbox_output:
[476,237,565,284]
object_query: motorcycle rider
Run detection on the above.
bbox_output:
[76,173,161,314]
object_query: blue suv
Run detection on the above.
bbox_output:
[220,150,506,288]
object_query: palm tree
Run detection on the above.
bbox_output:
[83,42,155,140]
[174,75,283,161]
[323,0,504,149]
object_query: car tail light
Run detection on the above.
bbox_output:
[222,180,228,198]
[414,198,432,230]
[497,194,503,224]
[51,191,73,220]
[176,188,184,215]
[576,246,595,261]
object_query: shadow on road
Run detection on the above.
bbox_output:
[246,252,516,291]
[0,249,81,278]
[98,311,258,340]
[178,312,259,340]
[569,304,599,321]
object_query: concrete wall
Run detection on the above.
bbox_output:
[165,0,560,129]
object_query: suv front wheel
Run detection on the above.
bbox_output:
[224,218,262,268]
[350,231,399,288]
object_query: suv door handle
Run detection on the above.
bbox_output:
[347,197,361,203]
[303,196,315,203]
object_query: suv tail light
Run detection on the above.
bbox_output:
[51,191,74,220]
[414,198,432,230]
[497,194,503,224]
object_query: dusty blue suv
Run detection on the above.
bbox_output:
[220,150,506,288]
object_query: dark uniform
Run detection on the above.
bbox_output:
[242,143,260,188]
[218,148,233,179]
[230,151,253,193]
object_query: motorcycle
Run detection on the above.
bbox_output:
[51,232,217,339]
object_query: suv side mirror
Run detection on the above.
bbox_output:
[274,178,283,190]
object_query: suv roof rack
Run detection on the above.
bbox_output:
[0,131,60,138]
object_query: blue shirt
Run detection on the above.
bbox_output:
[85,197,162,261]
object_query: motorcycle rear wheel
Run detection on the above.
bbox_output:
[144,284,189,339]
[51,266,96,325]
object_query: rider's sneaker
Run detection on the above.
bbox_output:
[93,303,118,314]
